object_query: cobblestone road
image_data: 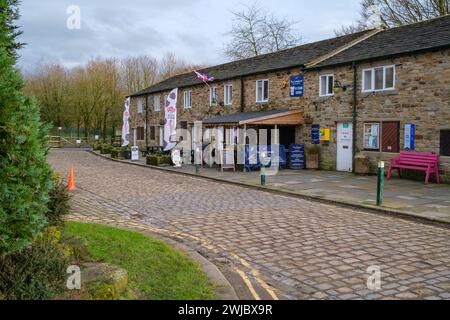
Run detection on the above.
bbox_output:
[49,149,450,300]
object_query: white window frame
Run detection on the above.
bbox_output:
[319,74,334,97]
[362,65,396,93]
[256,79,269,103]
[184,90,192,109]
[137,98,143,114]
[153,95,161,112]
[210,87,218,106]
[224,84,233,106]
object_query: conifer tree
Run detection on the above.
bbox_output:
[0,0,53,256]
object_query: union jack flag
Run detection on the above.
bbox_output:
[195,70,215,82]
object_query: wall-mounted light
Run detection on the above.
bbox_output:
[334,79,349,93]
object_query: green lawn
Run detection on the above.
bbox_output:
[63,222,216,300]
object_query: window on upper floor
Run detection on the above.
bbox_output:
[319,74,334,97]
[137,98,143,114]
[154,95,161,112]
[256,80,269,103]
[184,90,192,109]
[362,65,395,92]
[210,87,218,106]
[224,84,233,106]
[164,95,168,107]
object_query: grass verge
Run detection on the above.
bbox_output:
[63,222,216,300]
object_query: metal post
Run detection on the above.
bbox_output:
[261,166,266,186]
[377,161,385,206]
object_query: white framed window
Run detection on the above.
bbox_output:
[362,65,395,92]
[137,98,143,114]
[224,84,233,106]
[184,90,192,109]
[153,95,161,112]
[256,79,269,103]
[363,123,380,150]
[319,74,334,97]
[210,87,218,106]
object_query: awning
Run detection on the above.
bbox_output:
[202,109,304,126]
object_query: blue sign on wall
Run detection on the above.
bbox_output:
[312,124,320,145]
[290,75,304,97]
[404,124,415,150]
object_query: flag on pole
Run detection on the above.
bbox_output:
[194,70,215,82]
[121,97,131,147]
[163,88,178,151]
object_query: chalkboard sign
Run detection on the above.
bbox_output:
[289,144,305,170]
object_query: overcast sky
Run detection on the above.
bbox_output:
[17,0,361,72]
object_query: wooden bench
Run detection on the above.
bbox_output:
[387,151,440,184]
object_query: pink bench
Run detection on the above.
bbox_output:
[387,151,440,184]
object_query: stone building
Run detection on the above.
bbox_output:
[129,15,450,182]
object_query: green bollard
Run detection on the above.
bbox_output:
[377,161,385,206]
[261,166,266,186]
[195,164,200,174]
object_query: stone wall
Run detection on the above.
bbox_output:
[129,48,450,182]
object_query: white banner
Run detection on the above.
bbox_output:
[121,97,131,147]
[163,88,178,151]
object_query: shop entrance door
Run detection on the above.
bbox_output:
[337,122,353,172]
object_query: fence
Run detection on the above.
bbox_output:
[48,127,116,142]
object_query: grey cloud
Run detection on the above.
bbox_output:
[17,0,361,72]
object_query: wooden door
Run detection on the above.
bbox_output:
[382,122,399,153]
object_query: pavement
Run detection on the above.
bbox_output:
[100,152,450,224]
[48,149,450,300]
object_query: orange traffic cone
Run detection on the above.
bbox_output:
[67,165,76,191]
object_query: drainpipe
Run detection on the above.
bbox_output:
[240,77,245,113]
[352,61,357,173]
[145,95,149,149]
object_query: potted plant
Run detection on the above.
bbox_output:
[93,141,102,151]
[100,144,113,155]
[354,148,369,175]
[305,145,320,169]
[123,147,132,160]
[146,154,172,166]
[111,147,125,159]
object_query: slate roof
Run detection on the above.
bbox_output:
[130,15,450,97]
[202,110,290,125]
[312,15,450,69]
[130,30,372,97]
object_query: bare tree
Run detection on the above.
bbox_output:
[121,55,159,95]
[336,0,449,36]
[23,54,201,139]
[263,14,301,52]
[224,1,301,60]
[23,63,70,127]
